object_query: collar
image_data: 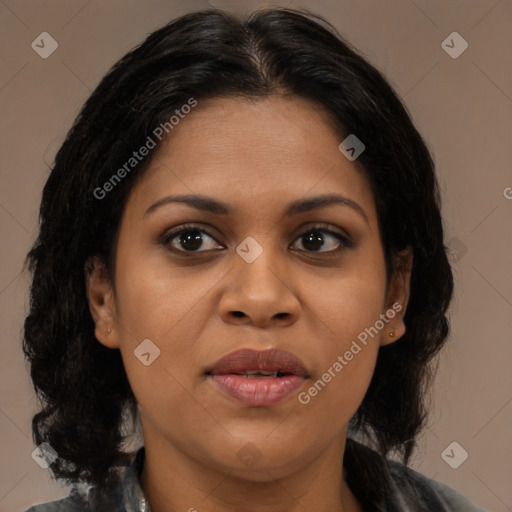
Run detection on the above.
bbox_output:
[118,440,408,512]
[122,446,151,512]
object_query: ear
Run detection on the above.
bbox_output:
[84,255,119,349]
[381,246,414,346]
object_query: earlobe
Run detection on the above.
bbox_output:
[381,247,414,346]
[84,255,119,349]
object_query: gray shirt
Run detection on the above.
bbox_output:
[24,440,489,511]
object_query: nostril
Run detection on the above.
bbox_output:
[275,312,289,319]
[231,311,245,318]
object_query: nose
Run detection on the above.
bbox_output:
[218,245,301,328]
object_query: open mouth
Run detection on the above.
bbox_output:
[207,372,306,406]
[205,347,309,378]
[205,348,309,406]
[210,370,291,378]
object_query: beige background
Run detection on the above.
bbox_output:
[1,0,511,511]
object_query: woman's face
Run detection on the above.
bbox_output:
[87,95,411,479]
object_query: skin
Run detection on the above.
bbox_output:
[86,95,413,512]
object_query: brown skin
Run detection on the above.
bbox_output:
[86,95,413,512]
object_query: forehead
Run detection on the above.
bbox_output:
[126,95,376,222]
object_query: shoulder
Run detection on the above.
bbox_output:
[23,490,89,511]
[23,448,144,512]
[344,437,489,512]
[388,459,489,512]
[23,485,125,512]
[24,482,128,512]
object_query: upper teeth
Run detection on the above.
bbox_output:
[239,371,279,377]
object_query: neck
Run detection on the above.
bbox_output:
[139,428,362,512]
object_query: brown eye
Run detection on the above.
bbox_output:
[290,226,352,254]
[301,231,325,251]
[163,226,224,253]
[175,229,204,251]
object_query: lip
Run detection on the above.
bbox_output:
[205,348,310,407]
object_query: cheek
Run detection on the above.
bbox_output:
[114,249,223,342]
[115,280,211,434]
[296,281,384,424]
[303,261,387,347]
[295,262,386,417]
[296,343,378,444]
[113,256,223,416]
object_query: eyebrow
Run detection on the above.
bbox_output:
[143,193,369,225]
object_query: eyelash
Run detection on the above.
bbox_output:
[160,223,353,257]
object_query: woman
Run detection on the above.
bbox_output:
[22,7,487,512]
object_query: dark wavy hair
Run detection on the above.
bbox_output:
[22,6,453,503]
